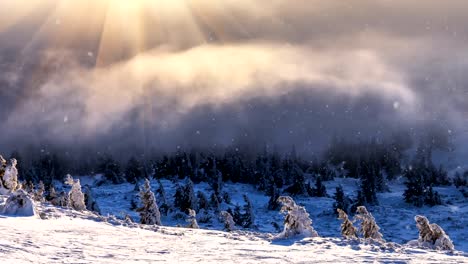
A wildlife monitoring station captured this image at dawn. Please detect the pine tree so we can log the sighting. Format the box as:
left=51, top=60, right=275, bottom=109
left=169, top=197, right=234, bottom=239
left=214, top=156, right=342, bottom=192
left=267, top=186, right=280, bottom=211
left=241, top=194, right=255, bottom=228
left=220, top=211, right=236, bottom=232
left=333, top=185, right=350, bottom=215
left=414, top=215, right=454, bottom=251
left=137, top=179, right=162, bottom=225
left=311, top=176, right=327, bottom=197
left=34, top=181, right=45, bottom=202
left=156, top=180, right=170, bottom=215
left=210, top=192, right=220, bottom=212
left=83, top=185, right=101, bottom=213
left=125, top=157, right=144, bottom=184
left=277, top=196, right=319, bottom=238
left=357, top=163, right=379, bottom=205
left=284, top=165, right=307, bottom=196
left=337, top=208, right=357, bottom=239
left=354, top=206, right=383, bottom=241
left=0, top=158, right=18, bottom=194
left=97, top=154, right=123, bottom=184
left=186, top=209, right=199, bottom=229
left=65, top=175, right=86, bottom=211
left=197, top=191, right=209, bottom=211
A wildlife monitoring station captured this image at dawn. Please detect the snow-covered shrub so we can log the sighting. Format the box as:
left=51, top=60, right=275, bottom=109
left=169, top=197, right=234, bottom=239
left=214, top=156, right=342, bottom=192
left=337, top=208, right=357, bottom=239
left=137, top=179, right=162, bottom=225
left=414, top=215, right=454, bottom=251
left=1, top=189, right=36, bottom=216
left=220, top=211, right=236, bottom=232
left=0, top=158, right=19, bottom=195
left=186, top=209, right=199, bottom=229
left=277, top=196, right=319, bottom=238
left=65, top=175, right=86, bottom=211
left=354, top=206, right=383, bottom=241
left=46, top=185, right=68, bottom=207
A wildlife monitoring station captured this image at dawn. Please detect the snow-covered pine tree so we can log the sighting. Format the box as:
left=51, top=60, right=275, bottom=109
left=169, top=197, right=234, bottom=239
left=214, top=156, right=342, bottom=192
left=184, top=179, right=198, bottom=212
left=46, top=184, right=67, bottom=207
left=284, top=165, right=307, bottom=196
left=337, top=208, right=357, bottom=239
left=220, top=211, right=236, bottom=232
left=174, top=183, right=184, bottom=210
left=23, top=181, right=35, bottom=194
left=242, top=194, right=255, bottom=228
left=333, top=185, right=351, bottom=215
left=137, top=179, right=162, bottom=225
left=65, top=174, right=86, bottom=211
left=83, top=185, right=101, bottom=213
left=311, top=176, right=327, bottom=197
left=414, top=215, right=454, bottom=251
left=357, top=163, right=379, bottom=205
left=354, top=206, right=383, bottom=241
left=277, top=196, right=319, bottom=238
left=34, top=181, right=45, bottom=202
left=0, top=158, right=19, bottom=195
left=156, top=180, right=170, bottom=215
left=210, top=192, right=220, bottom=212
left=267, top=186, right=280, bottom=211
left=125, top=157, right=144, bottom=184
left=186, top=209, right=199, bottom=229
left=197, top=191, right=209, bottom=211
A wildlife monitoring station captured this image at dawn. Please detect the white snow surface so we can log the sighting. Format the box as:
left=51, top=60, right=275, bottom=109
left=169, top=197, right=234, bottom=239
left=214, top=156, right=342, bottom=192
left=0, top=177, right=466, bottom=263
left=0, top=207, right=466, bottom=264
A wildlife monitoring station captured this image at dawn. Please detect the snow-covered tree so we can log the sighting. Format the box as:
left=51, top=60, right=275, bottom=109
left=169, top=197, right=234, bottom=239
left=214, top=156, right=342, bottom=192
left=83, top=185, right=101, bottom=213
left=337, top=208, right=357, bottom=239
left=186, top=209, right=199, bottom=229
left=34, top=181, right=45, bottom=202
left=65, top=174, right=86, bottom=211
left=277, top=196, right=319, bottom=238
left=125, top=157, right=144, bottom=184
left=197, top=191, right=209, bottom=211
left=220, top=211, right=236, bottom=232
left=156, top=180, right=170, bottom=215
left=242, top=194, right=255, bottom=228
left=354, top=206, right=383, bottom=241
left=137, top=179, right=162, bottom=225
left=267, top=186, right=280, bottom=211
left=414, top=215, right=454, bottom=251
left=210, top=192, right=220, bottom=212
left=0, top=158, right=19, bottom=195
left=310, top=176, right=327, bottom=197
left=46, top=184, right=67, bottom=207
left=333, top=185, right=351, bottom=215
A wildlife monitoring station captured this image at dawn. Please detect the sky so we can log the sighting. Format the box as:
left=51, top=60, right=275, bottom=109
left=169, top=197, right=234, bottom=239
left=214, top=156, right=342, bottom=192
left=0, top=0, right=467, bottom=157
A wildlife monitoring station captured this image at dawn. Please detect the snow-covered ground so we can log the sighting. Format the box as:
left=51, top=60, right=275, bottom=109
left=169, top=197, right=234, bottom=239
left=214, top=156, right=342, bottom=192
left=0, top=208, right=466, bottom=264
left=92, top=178, right=468, bottom=252
left=0, top=177, right=466, bottom=263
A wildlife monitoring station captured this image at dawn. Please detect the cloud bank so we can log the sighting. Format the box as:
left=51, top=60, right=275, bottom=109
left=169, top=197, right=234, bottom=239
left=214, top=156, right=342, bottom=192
left=0, top=0, right=467, bottom=156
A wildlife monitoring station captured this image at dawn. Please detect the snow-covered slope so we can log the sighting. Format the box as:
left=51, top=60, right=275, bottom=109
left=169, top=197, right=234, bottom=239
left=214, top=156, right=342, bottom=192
left=91, top=178, right=468, bottom=252
left=0, top=210, right=466, bottom=264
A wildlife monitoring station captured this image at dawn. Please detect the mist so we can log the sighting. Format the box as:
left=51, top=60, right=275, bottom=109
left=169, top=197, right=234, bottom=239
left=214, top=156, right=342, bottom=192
left=0, top=0, right=467, bottom=158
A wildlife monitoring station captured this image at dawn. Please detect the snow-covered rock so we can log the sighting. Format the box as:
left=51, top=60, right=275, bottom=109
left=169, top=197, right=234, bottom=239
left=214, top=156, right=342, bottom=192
left=1, top=189, right=36, bottom=216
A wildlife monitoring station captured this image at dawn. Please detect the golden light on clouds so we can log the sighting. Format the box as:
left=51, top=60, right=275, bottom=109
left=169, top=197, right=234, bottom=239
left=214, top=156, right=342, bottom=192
left=0, top=0, right=262, bottom=66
